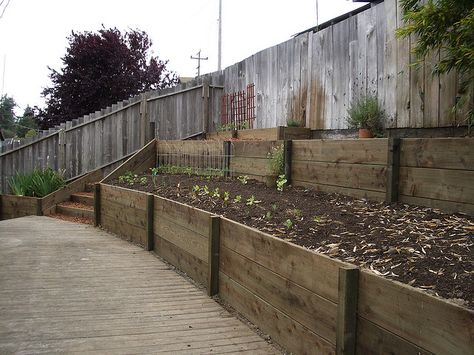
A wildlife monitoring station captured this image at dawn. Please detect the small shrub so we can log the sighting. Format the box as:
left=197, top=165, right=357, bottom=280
left=287, top=118, right=303, bottom=127
left=268, top=144, right=284, bottom=176
left=346, top=95, right=384, bottom=133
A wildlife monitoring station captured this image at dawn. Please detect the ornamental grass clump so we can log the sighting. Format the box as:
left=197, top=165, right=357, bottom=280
left=9, top=168, right=66, bottom=197
left=346, top=95, right=385, bottom=135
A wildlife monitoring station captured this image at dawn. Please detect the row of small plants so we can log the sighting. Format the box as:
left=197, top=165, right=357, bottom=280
left=8, top=168, right=66, bottom=197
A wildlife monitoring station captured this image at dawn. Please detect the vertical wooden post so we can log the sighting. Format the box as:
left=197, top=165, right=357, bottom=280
left=223, top=141, right=231, bottom=177
left=140, top=94, right=148, bottom=147
left=202, top=81, right=210, bottom=134
left=284, top=140, right=292, bottom=184
left=36, top=198, right=43, bottom=216
left=145, top=193, right=154, bottom=251
left=277, top=126, right=284, bottom=140
left=336, top=266, right=359, bottom=355
left=386, top=138, right=401, bottom=203
left=208, top=215, right=221, bottom=296
left=58, top=129, right=66, bottom=171
left=94, top=183, right=101, bottom=227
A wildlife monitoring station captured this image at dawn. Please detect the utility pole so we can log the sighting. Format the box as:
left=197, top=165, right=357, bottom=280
left=190, top=50, right=208, bottom=77
left=217, top=0, right=222, bottom=71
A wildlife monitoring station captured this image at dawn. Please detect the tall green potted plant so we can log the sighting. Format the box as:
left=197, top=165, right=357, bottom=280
left=346, top=95, right=384, bottom=138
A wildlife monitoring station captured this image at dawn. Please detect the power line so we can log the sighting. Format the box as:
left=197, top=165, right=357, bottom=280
left=0, top=0, right=11, bottom=19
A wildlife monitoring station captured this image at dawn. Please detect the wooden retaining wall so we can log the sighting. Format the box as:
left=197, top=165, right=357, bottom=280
left=291, top=139, right=388, bottom=201
left=97, top=183, right=474, bottom=355
left=0, top=195, right=41, bottom=220
left=206, top=127, right=311, bottom=141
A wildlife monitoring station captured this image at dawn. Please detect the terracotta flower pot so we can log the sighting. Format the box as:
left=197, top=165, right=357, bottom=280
left=358, top=128, right=374, bottom=138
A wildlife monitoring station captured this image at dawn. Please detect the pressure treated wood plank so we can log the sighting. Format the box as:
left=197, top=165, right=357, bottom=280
left=292, top=139, right=388, bottom=165
left=400, top=138, right=474, bottom=170
left=154, top=196, right=209, bottom=237
left=231, top=140, right=281, bottom=158
left=399, top=167, right=474, bottom=205
left=0, top=216, right=277, bottom=354
left=220, top=246, right=337, bottom=344
left=292, top=161, right=387, bottom=192
left=230, top=157, right=272, bottom=177
left=399, top=195, right=474, bottom=216
left=100, top=184, right=147, bottom=211
left=220, top=218, right=348, bottom=303
left=101, top=214, right=146, bottom=246
left=237, top=128, right=279, bottom=140
left=1, top=195, right=39, bottom=219
left=220, top=272, right=335, bottom=355
left=358, top=270, right=474, bottom=355
left=156, top=237, right=208, bottom=286
left=154, top=215, right=208, bottom=262
left=101, top=199, right=146, bottom=229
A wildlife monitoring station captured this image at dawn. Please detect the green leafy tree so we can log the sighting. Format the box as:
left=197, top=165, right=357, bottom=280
left=396, top=0, right=474, bottom=129
left=0, top=95, right=16, bottom=138
left=15, top=106, right=39, bottom=138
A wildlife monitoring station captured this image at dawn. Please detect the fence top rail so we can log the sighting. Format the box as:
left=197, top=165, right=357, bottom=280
left=0, top=130, right=61, bottom=158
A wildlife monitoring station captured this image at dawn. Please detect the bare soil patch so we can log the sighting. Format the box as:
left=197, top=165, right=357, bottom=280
left=112, top=173, right=474, bottom=309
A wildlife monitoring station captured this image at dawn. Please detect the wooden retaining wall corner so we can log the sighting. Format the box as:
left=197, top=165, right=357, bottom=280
left=336, top=266, right=359, bottom=355
left=208, top=215, right=221, bottom=296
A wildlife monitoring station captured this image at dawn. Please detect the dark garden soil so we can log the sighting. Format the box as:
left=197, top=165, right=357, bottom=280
left=112, top=173, right=474, bottom=309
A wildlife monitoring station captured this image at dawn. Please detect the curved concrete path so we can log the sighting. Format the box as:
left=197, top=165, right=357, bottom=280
left=0, top=216, right=279, bottom=354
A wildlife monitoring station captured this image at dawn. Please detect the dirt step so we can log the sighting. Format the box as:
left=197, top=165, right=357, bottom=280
left=56, top=202, right=94, bottom=219
left=71, top=192, right=94, bottom=206
left=49, top=213, right=94, bottom=225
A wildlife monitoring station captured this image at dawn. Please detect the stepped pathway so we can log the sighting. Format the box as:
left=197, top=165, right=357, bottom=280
left=0, top=216, right=279, bottom=354
left=51, top=183, right=95, bottom=224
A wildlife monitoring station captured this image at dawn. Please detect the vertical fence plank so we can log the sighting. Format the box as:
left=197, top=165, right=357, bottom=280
left=336, top=266, right=359, bottom=355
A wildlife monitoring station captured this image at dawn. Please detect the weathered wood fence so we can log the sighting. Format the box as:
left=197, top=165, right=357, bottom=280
left=0, top=82, right=223, bottom=193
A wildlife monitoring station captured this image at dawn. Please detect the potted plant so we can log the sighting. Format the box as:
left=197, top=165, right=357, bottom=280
left=346, top=95, right=384, bottom=138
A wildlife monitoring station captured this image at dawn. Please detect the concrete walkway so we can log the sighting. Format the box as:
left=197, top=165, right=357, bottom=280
left=0, top=216, right=279, bottom=354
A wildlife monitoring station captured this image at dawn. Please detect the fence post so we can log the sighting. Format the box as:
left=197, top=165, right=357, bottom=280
left=36, top=198, right=43, bottom=216
left=202, top=81, right=210, bottom=134
left=208, top=215, right=221, bottom=296
left=146, top=193, right=154, bottom=251
left=386, top=138, right=401, bottom=203
left=140, top=94, right=149, bottom=147
left=223, top=141, right=231, bottom=177
left=58, top=129, right=66, bottom=171
left=336, top=266, right=359, bottom=355
left=284, top=140, right=292, bottom=184
left=94, top=183, right=101, bottom=227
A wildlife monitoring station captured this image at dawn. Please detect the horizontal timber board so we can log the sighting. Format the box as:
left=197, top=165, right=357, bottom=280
left=219, top=272, right=335, bottom=355
left=356, top=317, right=432, bottom=355
left=292, top=139, right=388, bottom=165
left=101, top=214, right=146, bottom=246
left=220, top=217, right=348, bottom=303
left=399, top=194, right=474, bottom=216
left=100, top=185, right=147, bottom=211
left=292, top=180, right=386, bottom=201
left=154, top=196, right=210, bottom=237
left=154, top=215, right=208, bottom=263
left=237, top=128, right=279, bottom=140
left=280, top=127, right=311, bottom=140
left=292, top=160, right=387, bottom=192
left=230, top=157, right=272, bottom=177
left=358, top=270, right=474, bottom=355
left=399, top=167, right=474, bottom=205
left=220, top=245, right=337, bottom=343
left=101, top=199, right=146, bottom=229
left=155, top=237, right=208, bottom=286
left=1, top=196, right=38, bottom=218
left=157, top=141, right=223, bottom=155
left=231, top=141, right=281, bottom=158
left=400, top=138, right=474, bottom=170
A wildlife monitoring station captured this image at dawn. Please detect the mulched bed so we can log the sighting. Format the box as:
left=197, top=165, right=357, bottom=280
left=112, top=173, right=474, bottom=309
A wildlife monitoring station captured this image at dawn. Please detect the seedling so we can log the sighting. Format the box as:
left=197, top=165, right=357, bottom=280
left=246, top=195, right=261, bottom=206
left=201, top=185, right=210, bottom=196
left=212, top=187, right=221, bottom=198
left=271, top=203, right=278, bottom=211
left=276, top=174, right=287, bottom=192
left=265, top=211, right=273, bottom=220
left=139, top=176, right=148, bottom=185
left=233, top=195, right=242, bottom=203
left=284, top=219, right=293, bottom=230
left=237, top=175, right=249, bottom=185
left=223, top=191, right=230, bottom=203
left=192, top=185, right=201, bottom=193
left=290, top=208, right=301, bottom=218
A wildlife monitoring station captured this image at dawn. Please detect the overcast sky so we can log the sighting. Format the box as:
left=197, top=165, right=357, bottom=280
left=0, top=0, right=366, bottom=113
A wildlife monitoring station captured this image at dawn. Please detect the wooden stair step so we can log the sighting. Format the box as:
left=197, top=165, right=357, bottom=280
left=71, top=192, right=94, bottom=206
left=56, top=202, right=94, bottom=219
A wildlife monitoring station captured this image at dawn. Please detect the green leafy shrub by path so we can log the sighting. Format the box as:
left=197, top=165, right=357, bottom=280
left=9, top=168, right=66, bottom=197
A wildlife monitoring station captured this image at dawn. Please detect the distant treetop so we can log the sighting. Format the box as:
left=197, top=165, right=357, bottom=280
left=38, top=27, right=179, bottom=129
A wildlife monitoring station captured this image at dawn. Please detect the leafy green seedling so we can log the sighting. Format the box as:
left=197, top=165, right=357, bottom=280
left=223, top=191, right=230, bottom=203
left=284, top=219, right=293, bottom=230
left=233, top=195, right=242, bottom=203
left=237, top=175, right=249, bottom=185
left=265, top=211, right=273, bottom=220
left=140, top=176, right=148, bottom=185
left=246, top=195, right=261, bottom=206
left=276, top=174, right=287, bottom=192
